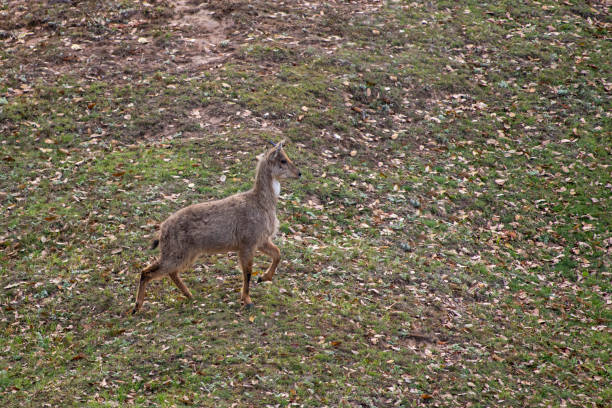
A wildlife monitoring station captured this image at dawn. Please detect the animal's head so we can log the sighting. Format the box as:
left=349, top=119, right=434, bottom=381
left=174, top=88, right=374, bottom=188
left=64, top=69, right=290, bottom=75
left=259, top=139, right=301, bottom=179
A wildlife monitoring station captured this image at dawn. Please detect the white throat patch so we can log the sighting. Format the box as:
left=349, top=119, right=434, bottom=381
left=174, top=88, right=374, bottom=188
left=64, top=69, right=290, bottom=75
left=272, top=179, right=281, bottom=197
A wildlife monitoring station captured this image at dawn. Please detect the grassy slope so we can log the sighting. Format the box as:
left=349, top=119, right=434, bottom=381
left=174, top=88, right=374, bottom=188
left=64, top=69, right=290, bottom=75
left=1, top=0, right=610, bottom=407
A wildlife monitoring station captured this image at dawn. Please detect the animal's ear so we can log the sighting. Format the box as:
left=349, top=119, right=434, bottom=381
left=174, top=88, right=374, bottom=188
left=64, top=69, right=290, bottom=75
left=269, top=139, right=285, bottom=158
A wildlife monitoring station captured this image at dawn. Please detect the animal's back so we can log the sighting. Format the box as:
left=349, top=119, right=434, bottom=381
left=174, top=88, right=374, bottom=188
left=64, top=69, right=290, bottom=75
left=160, top=194, right=247, bottom=257
left=158, top=191, right=277, bottom=257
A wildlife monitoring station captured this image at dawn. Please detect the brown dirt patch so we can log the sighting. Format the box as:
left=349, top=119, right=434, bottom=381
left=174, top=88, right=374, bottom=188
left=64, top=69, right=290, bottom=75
left=0, top=0, right=390, bottom=144
left=0, top=0, right=236, bottom=82
left=168, top=0, right=233, bottom=69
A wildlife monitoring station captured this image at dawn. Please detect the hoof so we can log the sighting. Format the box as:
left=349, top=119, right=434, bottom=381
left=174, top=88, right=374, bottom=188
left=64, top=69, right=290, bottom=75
left=131, top=303, right=142, bottom=315
left=257, top=276, right=263, bottom=284
left=244, top=302, right=254, bottom=310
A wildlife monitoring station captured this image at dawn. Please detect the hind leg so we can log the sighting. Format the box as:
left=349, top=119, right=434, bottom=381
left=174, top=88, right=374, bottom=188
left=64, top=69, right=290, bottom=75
left=169, top=272, right=193, bottom=299
left=132, top=260, right=175, bottom=314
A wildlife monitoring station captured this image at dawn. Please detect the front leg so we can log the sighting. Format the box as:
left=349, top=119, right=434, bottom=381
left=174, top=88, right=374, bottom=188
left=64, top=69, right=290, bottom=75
left=238, top=248, right=254, bottom=308
left=258, top=239, right=280, bottom=283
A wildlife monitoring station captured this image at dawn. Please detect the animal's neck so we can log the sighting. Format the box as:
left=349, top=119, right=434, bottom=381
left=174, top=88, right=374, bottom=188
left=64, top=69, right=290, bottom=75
left=252, top=162, right=279, bottom=206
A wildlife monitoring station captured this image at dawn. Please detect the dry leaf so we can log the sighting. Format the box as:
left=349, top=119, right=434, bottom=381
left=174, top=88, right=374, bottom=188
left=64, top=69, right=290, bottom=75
left=4, top=281, right=27, bottom=290
left=71, top=353, right=86, bottom=361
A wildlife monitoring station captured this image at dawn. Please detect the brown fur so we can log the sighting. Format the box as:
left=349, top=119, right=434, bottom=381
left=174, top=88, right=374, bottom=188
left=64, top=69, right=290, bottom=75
left=132, top=140, right=300, bottom=314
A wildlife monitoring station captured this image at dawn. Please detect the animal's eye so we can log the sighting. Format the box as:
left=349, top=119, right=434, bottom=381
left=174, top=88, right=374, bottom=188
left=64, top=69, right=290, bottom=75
left=280, top=159, right=287, bottom=164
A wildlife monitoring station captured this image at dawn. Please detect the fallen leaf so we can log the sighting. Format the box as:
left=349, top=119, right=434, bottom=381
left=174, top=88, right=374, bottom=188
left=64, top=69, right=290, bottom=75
left=4, top=281, right=27, bottom=290
left=71, top=353, right=86, bottom=361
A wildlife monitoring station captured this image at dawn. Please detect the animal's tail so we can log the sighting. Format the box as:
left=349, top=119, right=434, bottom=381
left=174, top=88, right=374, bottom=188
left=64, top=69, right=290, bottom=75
left=151, top=239, right=159, bottom=250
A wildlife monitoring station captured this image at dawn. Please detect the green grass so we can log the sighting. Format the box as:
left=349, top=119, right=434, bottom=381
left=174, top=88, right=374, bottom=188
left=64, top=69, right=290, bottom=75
left=1, top=0, right=611, bottom=406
